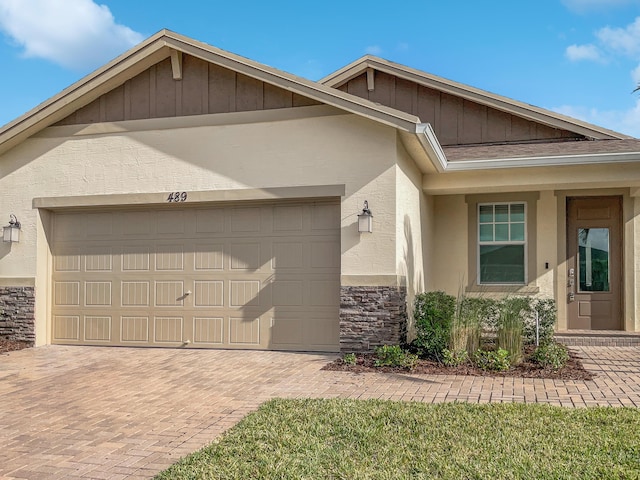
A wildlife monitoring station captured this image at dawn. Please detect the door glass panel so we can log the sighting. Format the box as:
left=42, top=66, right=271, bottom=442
left=578, top=228, right=609, bottom=292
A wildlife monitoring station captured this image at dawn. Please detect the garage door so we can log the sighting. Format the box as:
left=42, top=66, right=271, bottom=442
left=51, top=201, right=340, bottom=352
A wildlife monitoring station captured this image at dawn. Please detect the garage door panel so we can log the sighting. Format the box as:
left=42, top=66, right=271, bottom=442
left=86, top=212, right=114, bottom=237
left=229, top=316, right=261, bottom=344
left=84, top=316, right=112, bottom=342
left=121, top=211, right=152, bottom=235
left=272, top=241, right=304, bottom=269
left=193, top=317, right=224, bottom=344
left=155, top=244, right=185, bottom=271
left=122, top=245, right=151, bottom=271
left=229, top=280, right=261, bottom=307
left=194, top=244, right=224, bottom=270
left=55, top=281, right=80, bottom=306
left=52, top=201, right=340, bottom=351
left=155, top=281, right=184, bottom=307
left=121, top=281, right=150, bottom=306
left=85, top=247, right=113, bottom=271
left=85, top=281, right=112, bottom=306
left=230, top=243, right=261, bottom=270
left=194, top=280, right=224, bottom=306
left=53, top=315, right=80, bottom=341
left=121, top=316, right=149, bottom=342
left=273, top=205, right=304, bottom=232
left=154, top=316, right=183, bottom=343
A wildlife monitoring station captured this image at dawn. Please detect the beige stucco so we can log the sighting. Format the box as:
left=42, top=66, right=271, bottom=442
left=0, top=106, right=425, bottom=345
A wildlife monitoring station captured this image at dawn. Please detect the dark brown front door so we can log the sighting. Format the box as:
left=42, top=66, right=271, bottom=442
left=567, top=197, right=622, bottom=330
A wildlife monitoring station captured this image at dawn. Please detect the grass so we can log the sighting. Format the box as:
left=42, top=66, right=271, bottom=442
left=155, top=398, right=640, bottom=480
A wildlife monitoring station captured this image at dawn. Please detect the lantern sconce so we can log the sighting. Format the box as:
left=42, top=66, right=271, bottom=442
left=3, top=214, right=21, bottom=243
left=357, top=201, right=373, bottom=233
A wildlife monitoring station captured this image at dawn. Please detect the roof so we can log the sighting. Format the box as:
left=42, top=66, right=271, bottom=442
left=440, top=138, right=640, bottom=171
left=320, top=55, right=633, bottom=142
left=0, top=30, right=436, bottom=169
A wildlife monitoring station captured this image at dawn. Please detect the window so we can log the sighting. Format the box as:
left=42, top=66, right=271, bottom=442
left=478, top=203, right=526, bottom=284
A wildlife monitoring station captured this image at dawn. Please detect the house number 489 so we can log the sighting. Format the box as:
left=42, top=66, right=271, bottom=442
left=167, top=192, right=188, bottom=202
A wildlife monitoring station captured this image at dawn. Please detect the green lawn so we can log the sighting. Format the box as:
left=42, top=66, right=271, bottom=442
left=156, top=398, right=640, bottom=480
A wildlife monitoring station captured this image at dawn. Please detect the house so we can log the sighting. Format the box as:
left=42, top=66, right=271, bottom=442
left=1, top=30, right=639, bottom=352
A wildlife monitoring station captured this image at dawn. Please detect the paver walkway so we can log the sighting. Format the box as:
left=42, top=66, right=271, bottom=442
left=0, top=345, right=638, bottom=479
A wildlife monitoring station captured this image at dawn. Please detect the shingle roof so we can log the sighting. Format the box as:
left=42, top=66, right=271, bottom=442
left=444, top=139, right=640, bottom=162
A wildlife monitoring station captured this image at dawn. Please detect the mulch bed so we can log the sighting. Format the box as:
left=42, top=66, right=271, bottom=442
left=0, top=339, right=32, bottom=354
left=323, top=346, right=594, bottom=381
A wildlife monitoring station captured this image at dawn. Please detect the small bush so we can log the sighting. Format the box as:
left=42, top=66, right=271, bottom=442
left=342, top=353, right=356, bottom=366
left=474, top=348, right=511, bottom=372
left=532, top=342, right=569, bottom=370
left=523, top=298, right=558, bottom=346
left=412, top=291, right=456, bottom=361
left=442, top=348, right=469, bottom=367
left=374, top=345, right=418, bottom=369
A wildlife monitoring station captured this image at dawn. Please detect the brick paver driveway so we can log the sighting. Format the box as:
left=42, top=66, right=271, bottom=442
left=0, top=345, right=639, bottom=479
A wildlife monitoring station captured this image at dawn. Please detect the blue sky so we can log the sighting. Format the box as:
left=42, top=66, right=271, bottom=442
left=1, top=0, right=640, bottom=136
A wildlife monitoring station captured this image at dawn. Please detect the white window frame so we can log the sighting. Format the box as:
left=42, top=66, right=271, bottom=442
left=477, top=202, right=527, bottom=285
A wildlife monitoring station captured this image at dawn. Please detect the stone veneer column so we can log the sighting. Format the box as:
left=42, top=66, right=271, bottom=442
left=340, top=285, right=407, bottom=352
left=0, top=287, right=35, bottom=344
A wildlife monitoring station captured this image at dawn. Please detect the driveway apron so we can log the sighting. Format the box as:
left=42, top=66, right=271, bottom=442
left=0, top=345, right=638, bottom=479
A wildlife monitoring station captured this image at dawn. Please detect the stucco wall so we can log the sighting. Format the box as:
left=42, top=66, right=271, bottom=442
left=0, top=108, right=401, bottom=280
left=395, top=140, right=427, bottom=339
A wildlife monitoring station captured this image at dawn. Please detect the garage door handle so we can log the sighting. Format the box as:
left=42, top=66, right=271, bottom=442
left=185, top=290, right=192, bottom=295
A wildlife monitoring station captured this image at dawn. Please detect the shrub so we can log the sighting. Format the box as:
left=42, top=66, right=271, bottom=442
left=442, top=348, right=469, bottom=367
left=374, top=345, right=418, bottom=369
left=342, top=353, right=356, bottom=366
left=412, top=291, right=456, bottom=361
left=532, top=342, right=569, bottom=370
left=474, top=348, right=511, bottom=371
left=523, top=298, right=558, bottom=346
left=451, top=296, right=496, bottom=354
left=497, top=297, right=527, bottom=364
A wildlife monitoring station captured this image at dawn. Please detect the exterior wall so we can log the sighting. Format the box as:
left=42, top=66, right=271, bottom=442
left=337, top=71, right=583, bottom=146
left=431, top=195, right=468, bottom=295
left=0, top=107, right=407, bottom=345
left=395, top=140, right=427, bottom=340
left=55, top=55, right=320, bottom=126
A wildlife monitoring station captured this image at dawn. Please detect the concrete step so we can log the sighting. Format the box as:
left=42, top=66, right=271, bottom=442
left=555, top=330, right=640, bottom=347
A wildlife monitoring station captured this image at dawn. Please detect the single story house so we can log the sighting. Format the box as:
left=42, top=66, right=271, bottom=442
left=1, top=30, right=639, bottom=352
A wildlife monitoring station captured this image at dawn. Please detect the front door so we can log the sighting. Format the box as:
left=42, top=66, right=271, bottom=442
left=567, top=196, right=622, bottom=330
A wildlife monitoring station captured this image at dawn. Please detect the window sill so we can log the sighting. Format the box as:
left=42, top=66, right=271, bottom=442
left=465, top=285, right=540, bottom=294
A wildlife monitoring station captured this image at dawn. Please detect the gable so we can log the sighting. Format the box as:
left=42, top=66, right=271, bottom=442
left=335, top=71, right=584, bottom=146
left=55, top=54, right=321, bottom=126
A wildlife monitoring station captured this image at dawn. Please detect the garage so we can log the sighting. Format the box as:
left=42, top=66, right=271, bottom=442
left=51, top=200, right=341, bottom=352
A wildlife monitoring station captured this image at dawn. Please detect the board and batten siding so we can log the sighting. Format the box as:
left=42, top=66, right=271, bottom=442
left=337, top=71, right=582, bottom=146
left=55, top=55, right=321, bottom=126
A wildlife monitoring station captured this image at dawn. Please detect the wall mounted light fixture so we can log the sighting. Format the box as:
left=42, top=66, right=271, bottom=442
left=3, top=214, right=21, bottom=243
left=357, top=201, right=373, bottom=233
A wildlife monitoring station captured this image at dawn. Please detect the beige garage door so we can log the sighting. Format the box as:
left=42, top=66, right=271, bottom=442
left=51, top=201, right=340, bottom=352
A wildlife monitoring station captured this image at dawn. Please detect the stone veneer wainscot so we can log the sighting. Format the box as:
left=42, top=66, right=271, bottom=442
left=340, top=285, right=407, bottom=352
left=0, top=286, right=35, bottom=344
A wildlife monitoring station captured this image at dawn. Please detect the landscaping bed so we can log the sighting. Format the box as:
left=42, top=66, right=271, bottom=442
left=323, top=345, right=594, bottom=380
left=0, top=339, right=32, bottom=354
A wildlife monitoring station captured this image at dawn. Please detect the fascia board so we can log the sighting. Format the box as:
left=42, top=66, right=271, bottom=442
left=444, top=151, right=640, bottom=171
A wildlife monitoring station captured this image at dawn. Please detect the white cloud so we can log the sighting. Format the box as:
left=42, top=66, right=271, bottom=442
left=597, top=18, right=640, bottom=56
left=0, top=0, right=144, bottom=71
left=565, top=43, right=603, bottom=62
left=365, top=45, right=382, bottom=55
left=552, top=102, right=640, bottom=138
